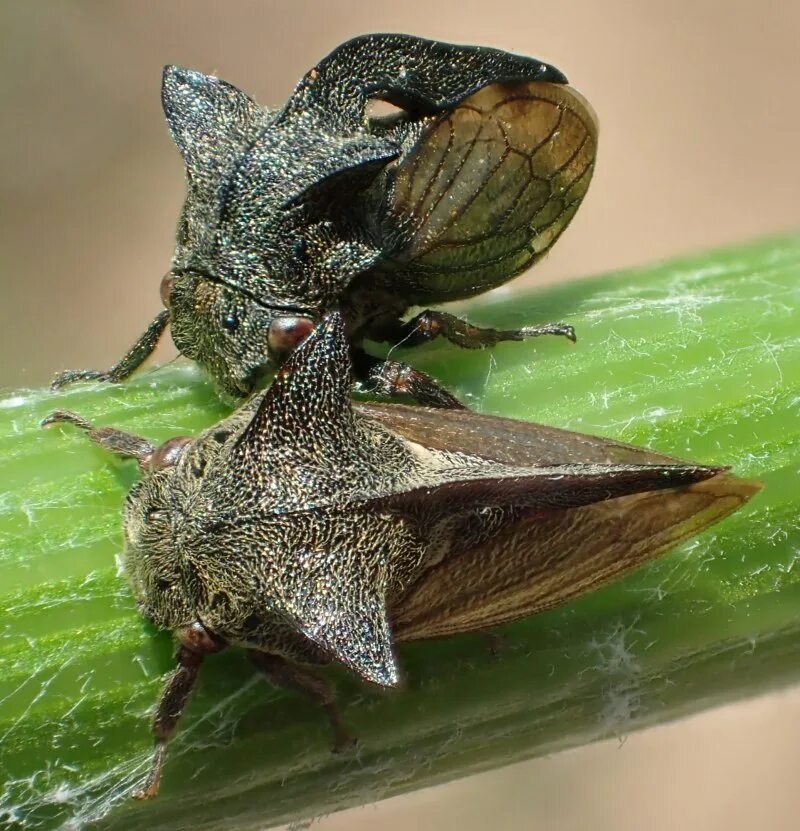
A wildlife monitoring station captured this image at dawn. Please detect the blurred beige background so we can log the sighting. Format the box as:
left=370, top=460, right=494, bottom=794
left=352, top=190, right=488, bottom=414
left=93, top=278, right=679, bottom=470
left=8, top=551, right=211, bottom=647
left=1, top=1, right=798, bottom=829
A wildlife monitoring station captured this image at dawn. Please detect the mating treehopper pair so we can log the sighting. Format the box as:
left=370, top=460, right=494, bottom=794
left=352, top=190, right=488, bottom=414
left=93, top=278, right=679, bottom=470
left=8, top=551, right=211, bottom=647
left=44, top=34, right=759, bottom=799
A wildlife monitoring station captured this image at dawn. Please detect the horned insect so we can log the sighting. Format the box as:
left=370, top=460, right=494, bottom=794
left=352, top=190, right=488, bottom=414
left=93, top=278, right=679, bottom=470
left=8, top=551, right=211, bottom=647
left=43, top=313, right=758, bottom=799
left=52, top=33, right=598, bottom=408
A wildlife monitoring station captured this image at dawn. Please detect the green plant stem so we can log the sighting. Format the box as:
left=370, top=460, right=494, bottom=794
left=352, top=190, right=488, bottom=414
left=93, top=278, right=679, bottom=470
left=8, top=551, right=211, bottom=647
left=1, top=235, right=798, bottom=830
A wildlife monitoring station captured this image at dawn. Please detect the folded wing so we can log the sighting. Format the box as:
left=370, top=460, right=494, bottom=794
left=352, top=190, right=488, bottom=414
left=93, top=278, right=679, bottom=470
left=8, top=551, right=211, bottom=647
left=357, top=403, right=682, bottom=467
left=392, top=474, right=760, bottom=641
left=379, top=80, right=598, bottom=300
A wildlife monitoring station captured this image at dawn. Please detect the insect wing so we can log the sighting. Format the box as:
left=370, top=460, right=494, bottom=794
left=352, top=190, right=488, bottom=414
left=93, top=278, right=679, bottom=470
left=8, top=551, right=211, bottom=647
left=392, top=474, right=759, bottom=641
left=381, top=80, right=598, bottom=300
left=357, top=403, right=682, bottom=467
left=379, top=462, right=722, bottom=515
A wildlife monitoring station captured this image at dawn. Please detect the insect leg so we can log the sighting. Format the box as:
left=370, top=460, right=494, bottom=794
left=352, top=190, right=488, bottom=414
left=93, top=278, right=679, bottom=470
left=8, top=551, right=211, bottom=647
left=484, top=631, right=509, bottom=658
left=41, top=409, right=155, bottom=468
left=371, top=310, right=576, bottom=350
left=134, top=625, right=226, bottom=800
left=51, top=309, right=170, bottom=389
left=248, top=651, right=355, bottom=752
left=352, top=348, right=466, bottom=410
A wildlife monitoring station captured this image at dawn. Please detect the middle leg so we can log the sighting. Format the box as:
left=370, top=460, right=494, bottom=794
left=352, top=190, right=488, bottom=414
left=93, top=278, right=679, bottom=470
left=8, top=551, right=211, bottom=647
left=352, top=348, right=466, bottom=409
left=248, top=650, right=355, bottom=752
left=370, top=309, right=576, bottom=350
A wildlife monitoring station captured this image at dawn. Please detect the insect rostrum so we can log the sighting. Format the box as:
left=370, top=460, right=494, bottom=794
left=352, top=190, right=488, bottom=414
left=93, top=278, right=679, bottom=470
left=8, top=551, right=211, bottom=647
left=52, top=33, right=597, bottom=407
left=43, top=313, right=758, bottom=799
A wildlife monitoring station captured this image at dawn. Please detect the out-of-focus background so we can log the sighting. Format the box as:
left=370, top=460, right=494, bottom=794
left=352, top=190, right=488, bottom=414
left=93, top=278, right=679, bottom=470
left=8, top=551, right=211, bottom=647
left=1, top=1, right=798, bottom=828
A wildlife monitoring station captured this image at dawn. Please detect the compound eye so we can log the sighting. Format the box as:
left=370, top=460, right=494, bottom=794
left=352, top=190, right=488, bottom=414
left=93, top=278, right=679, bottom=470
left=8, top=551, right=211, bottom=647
left=267, top=316, right=315, bottom=359
left=149, top=436, right=192, bottom=471
left=160, top=273, right=175, bottom=307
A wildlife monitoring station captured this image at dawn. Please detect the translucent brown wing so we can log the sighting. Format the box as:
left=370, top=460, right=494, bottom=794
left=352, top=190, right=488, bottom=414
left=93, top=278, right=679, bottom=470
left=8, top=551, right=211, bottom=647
left=391, top=475, right=760, bottom=641
left=355, top=403, right=681, bottom=467
left=381, top=80, right=598, bottom=301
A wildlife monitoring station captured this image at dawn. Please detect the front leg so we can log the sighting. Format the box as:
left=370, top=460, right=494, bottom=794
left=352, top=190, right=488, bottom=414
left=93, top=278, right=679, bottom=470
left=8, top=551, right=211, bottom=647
left=352, top=349, right=466, bottom=410
left=41, top=409, right=155, bottom=469
left=370, top=309, right=576, bottom=350
left=134, top=624, right=226, bottom=800
left=52, top=309, right=170, bottom=389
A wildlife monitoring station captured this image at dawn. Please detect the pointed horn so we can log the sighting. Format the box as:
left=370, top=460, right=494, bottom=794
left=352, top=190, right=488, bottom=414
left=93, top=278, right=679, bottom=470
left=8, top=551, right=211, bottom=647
left=263, top=509, right=403, bottom=687
left=280, top=34, right=567, bottom=130
left=161, top=65, right=264, bottom=178
left=234, top=312, right=353, bottom=456
left=294, top=593, right=400, bottom=687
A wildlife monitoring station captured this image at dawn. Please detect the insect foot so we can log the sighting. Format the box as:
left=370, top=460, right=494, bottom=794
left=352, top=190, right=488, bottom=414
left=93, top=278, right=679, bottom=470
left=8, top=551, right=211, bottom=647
left=52, top=34, right=598, bottom=406
left=43, top=313, right=758, bottom=796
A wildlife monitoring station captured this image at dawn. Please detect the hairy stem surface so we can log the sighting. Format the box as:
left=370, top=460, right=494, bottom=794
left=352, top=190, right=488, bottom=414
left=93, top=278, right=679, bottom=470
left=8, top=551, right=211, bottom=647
left=1, top=236, right=798, bottom=830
